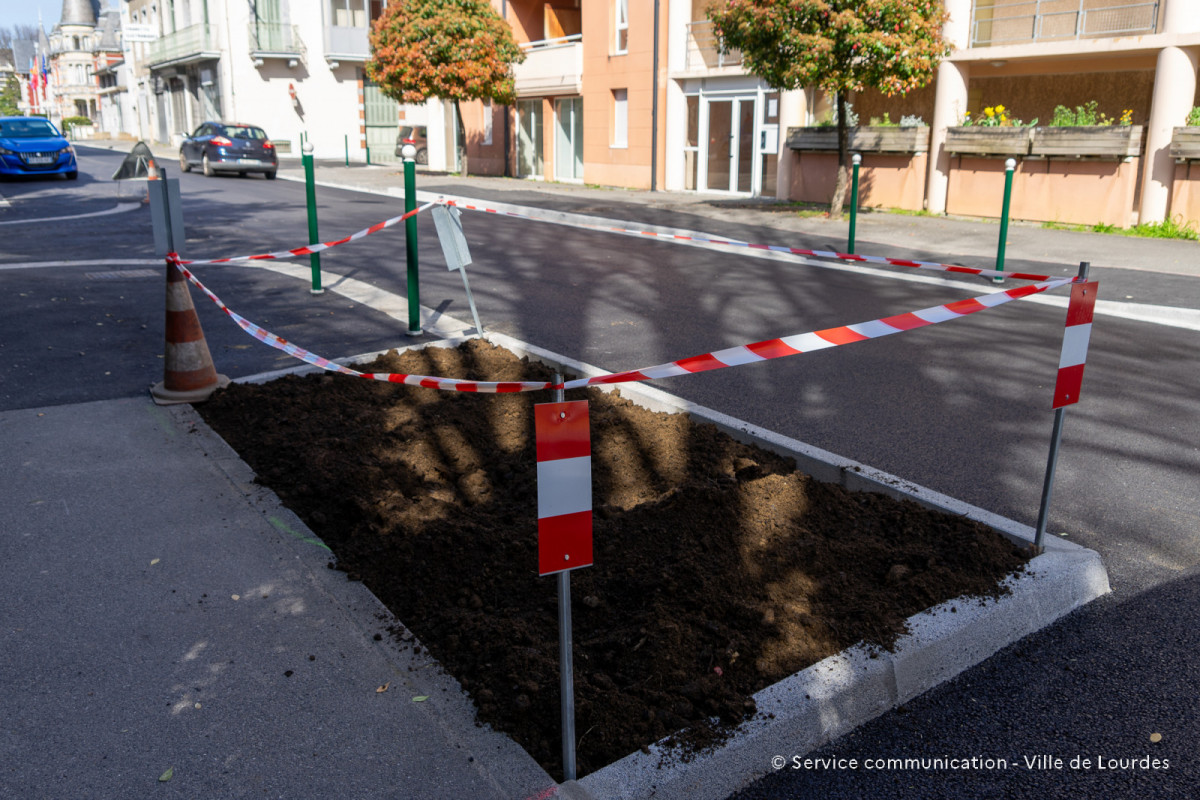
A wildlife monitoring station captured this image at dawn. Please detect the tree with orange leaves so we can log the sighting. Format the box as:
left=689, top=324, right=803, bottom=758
left=366, top=0, right=524, bottom=176
left=711, top=0, right=948, bottom=216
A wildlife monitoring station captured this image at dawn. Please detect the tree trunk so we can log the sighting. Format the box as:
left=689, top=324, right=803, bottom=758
left=829, top=89, right=849, bottom=218
left=454, top=98, right=468, bottom=177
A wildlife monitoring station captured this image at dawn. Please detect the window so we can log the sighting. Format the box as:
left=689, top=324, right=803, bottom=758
left=330, top=0, right=366, bottom=27
left=612, top=89, right=627, bottom=148
left=482, top=99, right=493, bottom=146
left=614, top=0, right=628, bottom=54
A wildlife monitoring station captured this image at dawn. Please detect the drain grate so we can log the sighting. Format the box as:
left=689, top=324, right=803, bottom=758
left=84, top=269, right=161, bottom=280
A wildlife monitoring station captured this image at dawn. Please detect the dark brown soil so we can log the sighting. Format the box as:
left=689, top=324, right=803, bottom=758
left=197, top=339, right=1031, bottom=780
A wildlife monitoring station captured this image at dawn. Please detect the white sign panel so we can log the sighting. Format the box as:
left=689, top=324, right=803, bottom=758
left=123, top=24, right=158, bottom=43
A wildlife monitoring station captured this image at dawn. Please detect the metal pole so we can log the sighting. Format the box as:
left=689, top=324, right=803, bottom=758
left=995, top=157, right=1016, bottom=283
left=402, top=143, right=421, bottom=336
left=1034, top=261, right=1090, bottom=548
left=552, top=373, right=576, bottom=782
left=302, top=142, right=323, bottom=294
left=848, top=153, right=861, bottom=254
left=344, top=134, right=349, bottom=168
left=365, top=142, right=371, bottom=165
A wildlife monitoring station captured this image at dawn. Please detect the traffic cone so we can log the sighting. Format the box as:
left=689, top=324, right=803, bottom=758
left=142, top=157, right=158, bottom=204
left=150, top=260, right=229, bottom=405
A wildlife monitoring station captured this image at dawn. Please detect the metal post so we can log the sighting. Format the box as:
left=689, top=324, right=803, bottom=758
left=848, top=153, right=861, bottom=254
left=1034, top=261, right=1091, bottom=548
left=302, top=143, right=323, bottom=294
left=402, top=143, right=422, bottom=336
left=344, top=134, right=349, bottom=168
left=995, top=158, right=1016, bottom=283
left=552, top=373, right=576, bottom=782
left=365, top=143, right=371, bottom=165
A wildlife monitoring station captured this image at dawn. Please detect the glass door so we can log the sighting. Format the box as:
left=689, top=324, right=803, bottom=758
left=704, top=96, right=757, bottom=194
left=555, top=97, right=583, bottom=182
left=518, top=99, right=543, bottom=178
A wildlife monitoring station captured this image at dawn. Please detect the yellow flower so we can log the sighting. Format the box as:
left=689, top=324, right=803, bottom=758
left=984, top=107, right=995, bottom=118
left=995, top=104, right=1006, bottom=114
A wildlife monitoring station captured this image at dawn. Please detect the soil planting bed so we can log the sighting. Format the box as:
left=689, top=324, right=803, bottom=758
left=197, top=339, right=1031, bottom=780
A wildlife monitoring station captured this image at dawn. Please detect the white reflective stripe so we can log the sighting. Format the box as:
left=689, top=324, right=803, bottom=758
left=812, top=250, right=840, bottom=258
left=847, top=319, right=903, bottom=338
left=537, top=456, right=592, bottom=519
left=642, top=364, right=690, bottom=379
left=1058, top=323, right=1093, bottom=369
left=779, top=332, right=836, bottom=352
left=709, top=346, right=764, bottom=367
left=913, top=305, right=962, bottom=324
left=976, top=290, right=1015, bottom=307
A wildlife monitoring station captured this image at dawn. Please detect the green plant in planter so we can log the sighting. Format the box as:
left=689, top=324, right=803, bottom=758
left=1186, top=106, right=1200, bottom=126
left=868, top=112, right=926, bottom=127
left=1049, top=100, right=1132, bottom=126
left=960, top=104, right=1035, bottom=127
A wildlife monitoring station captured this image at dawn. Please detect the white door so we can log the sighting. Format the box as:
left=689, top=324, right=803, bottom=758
left=555, top=97, right=583, bottom=182
left=702, top=95, right=758, bottom=195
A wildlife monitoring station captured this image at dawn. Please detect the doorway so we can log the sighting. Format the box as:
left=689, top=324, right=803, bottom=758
left=554, top=97, right=583, bottom=182
left=704, top=96, right=755, bottom=194
left=517, top=99, right=543, bottom=178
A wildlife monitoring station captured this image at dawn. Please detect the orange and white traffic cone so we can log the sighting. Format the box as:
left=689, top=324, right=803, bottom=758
left=142, top=157, right=159, bottom=204
left=150, top=260, right=229, bottom=405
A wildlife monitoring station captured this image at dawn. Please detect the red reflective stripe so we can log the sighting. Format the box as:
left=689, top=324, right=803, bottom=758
left=590, top=371, right=648, bottom=385
left=1053, top=364, right=1085, bottom=408
left=815, top=326, right=869, bottom=345
left=535, top=401, right=591, bottom=462
left=367, top=221, right=388, bottom=234
left=419, top=378, right=440, bottom=388
left=1065, top=281, right=1098, bottom=326
left=675, top=353, right=726, bottom=373
left=538, top=510, right=593, bottom=575
left=746, top=338, right=801, bottom=359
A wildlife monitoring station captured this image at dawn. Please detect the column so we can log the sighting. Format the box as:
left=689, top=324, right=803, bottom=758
left=926, top=0, right=973, bottom=214
left=775, top=88, right=809, bottom=199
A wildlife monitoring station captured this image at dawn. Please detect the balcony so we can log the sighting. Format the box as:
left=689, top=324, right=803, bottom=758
left=970, top=0, right=1160, bottom=47
left=249, top=21, right=305, bottom=67
left=513, top=35, right=583, bottom=97
left=147, top=24, right=222, bottom=68
left=324, top=25, right=370, bottom=67
left=684, top=20, right=742, bottom=72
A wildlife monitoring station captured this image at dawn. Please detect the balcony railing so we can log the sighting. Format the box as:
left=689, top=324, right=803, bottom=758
left=147, top=23, right=221, bottom=66
left=684, top=20, right=742, bottom=71
left=970, top=0, right=1159, bottom=47
left=514, top=35, right=583, bottom=97
left=324, top=24, right=370, bottom=62
left=249, top=21, right=304, bottom=59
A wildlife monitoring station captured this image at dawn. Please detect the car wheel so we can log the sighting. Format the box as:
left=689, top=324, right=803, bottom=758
left=416, top=148, right=428, bottom=166
left=202, top=154, right=214, bottom=177
left=65, top=170, right=78, bottom=180
left=265, top=170, right=277, bottom=180
left=179, top=151, right=190, bottom=173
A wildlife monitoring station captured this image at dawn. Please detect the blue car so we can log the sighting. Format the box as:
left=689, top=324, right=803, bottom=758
left=0, top=116, right=78, bottom=180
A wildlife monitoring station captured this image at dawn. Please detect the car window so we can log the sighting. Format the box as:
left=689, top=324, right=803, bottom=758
left=192, top=124, right=208, bottom=137
left=0, top=119, right=60, bottom=138
left=223, top=126, right=267, bottom=140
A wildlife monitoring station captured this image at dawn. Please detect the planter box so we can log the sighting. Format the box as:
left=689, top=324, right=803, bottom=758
left=944, top=127, right=1031, bottom=156
left=1170, top=127, right=1200, bottom=160
left=1030, top=125, right=1143, bottom=158
left=786, top=126, right=930, bottom=154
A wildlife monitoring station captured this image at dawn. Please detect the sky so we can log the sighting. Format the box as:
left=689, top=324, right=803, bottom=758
left=0, top=1, right=121, bottom=35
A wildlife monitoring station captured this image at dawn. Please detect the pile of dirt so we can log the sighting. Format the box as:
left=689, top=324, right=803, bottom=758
left=197, top=339, right=1031, bottom=779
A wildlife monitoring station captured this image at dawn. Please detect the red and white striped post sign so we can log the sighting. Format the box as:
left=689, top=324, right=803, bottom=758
left=1053, top=280, right=1098, bottom=408
left=535, top=401, right=593, bottom=576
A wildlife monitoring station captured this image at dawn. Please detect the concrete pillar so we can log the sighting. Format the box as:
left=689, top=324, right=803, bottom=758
left=926, top=0, right=973, bottom=213
left=926, top=60, right=969, bottom=213
left=1161, top=0, right=1200, bottom=34
left=775, top=88, right=809, bottom=199
left=1138, top=46, right=1199, bottom=224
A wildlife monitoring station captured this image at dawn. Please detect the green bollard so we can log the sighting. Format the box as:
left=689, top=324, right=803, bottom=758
left=344, top=134, right=349, bottom=168
left=302, top=143, right=323, bottom=294
left=848, top=153, right=861, bottom=254
left=365, top=143, right=371, bottom=165
left=402, top=142, right=421, bottom=336
left=995, top=158, right=1016, bottom=284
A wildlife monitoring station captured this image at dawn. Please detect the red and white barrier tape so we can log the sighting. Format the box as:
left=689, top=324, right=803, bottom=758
left=167, top=253, right=1075, bottom=393
left=441, top=199, right=1057, bottom=283
left=172, top=201, right=439, bottom=266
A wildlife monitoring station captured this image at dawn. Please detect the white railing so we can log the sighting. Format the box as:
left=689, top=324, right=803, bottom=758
left=514, top=36, right=583, bottom=97
left=685, top=20, right=742, bottom=71
left=970, top=0, right=1159, bottom=46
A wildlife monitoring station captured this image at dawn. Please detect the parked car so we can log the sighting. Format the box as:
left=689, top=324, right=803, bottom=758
left=395, top=125, right=428, bottom=164
left=0, top=116, right=78, bottom=180
left=179, top=122, right=278, bottom=178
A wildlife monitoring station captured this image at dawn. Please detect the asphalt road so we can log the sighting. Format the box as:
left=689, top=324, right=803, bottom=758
left=3, top=145, right=1198, bottom=798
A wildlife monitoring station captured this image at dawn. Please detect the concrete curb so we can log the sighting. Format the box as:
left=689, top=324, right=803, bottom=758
left=218, top=328, right=1110, bottom=799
